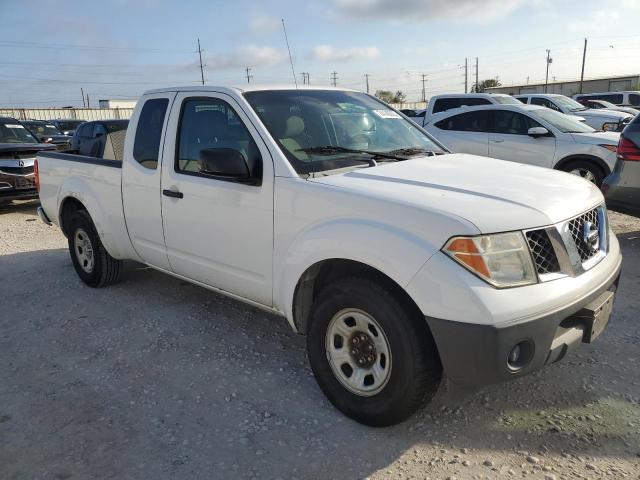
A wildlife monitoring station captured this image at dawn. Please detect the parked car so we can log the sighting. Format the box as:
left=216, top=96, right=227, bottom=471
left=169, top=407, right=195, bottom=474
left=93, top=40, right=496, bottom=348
left=0, top=117, right=56, bottom=204
left=36, top=86, right=621, bottom=426
left=515, top=94, right=633, bottom=131
left=70, top=120, right=128, bottom=158
left=602, top=113, right=640, bottom=216
left=573, top=91, right=640, bottom=108
left=401, top=108, right=426, bottom=125
left=414, top=93, right=522, bottom=126
left=575, top=99, right=639, bottom=116
left=22, top=120, right=72, bottom=150
left=48, top=119, right=85, bottom=136
left=424, top=104, right=619, bottom=185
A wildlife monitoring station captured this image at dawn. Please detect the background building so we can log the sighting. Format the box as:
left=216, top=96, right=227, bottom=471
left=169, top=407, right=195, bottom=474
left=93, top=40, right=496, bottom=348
left=486, top=74, right=640, bottom=96
left=98, top=99, right=137, bottom=109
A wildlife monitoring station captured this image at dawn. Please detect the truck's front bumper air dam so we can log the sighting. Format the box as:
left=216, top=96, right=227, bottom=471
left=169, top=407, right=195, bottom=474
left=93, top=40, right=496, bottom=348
left=425, top=257, right=622, bottom=387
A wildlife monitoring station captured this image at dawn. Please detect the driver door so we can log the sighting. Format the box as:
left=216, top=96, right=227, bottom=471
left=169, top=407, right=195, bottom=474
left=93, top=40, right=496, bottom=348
left=160, top=92, right=274, bottom=306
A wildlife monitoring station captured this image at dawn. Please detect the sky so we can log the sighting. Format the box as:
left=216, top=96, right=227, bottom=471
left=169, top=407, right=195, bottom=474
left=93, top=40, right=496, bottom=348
left=2, top=0, right=640, bottom=107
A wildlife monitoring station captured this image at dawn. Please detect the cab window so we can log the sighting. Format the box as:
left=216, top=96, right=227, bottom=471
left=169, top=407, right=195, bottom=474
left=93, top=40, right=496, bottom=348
left=133, top=98, right=169, bottom=169
left=176, top=97, right=261, bottom=179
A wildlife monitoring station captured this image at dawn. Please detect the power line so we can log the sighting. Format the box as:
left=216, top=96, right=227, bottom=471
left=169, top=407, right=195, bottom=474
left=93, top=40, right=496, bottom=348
left=0, top=40, right=193, bottom=54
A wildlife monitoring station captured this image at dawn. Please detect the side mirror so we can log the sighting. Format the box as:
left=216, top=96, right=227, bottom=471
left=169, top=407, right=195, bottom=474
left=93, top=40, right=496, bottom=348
left=602, top=122, right=619, bottom=132
left=198, top=147, right=255, bottom=183
left=528, top=127, right=550, bottom=138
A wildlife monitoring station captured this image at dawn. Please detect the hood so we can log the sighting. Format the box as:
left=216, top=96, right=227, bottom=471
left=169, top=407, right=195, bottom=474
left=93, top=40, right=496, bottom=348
left=310, top=154, right=603, bottom=233
left=576, top=109, right=631, bottom=120
left=38, top=134, right=72, bottom=143
left=571, top=131, right=620, bottom=145
left=602, top=106, right=639, bottom=115
left=0, top=143, right=56, bottom=154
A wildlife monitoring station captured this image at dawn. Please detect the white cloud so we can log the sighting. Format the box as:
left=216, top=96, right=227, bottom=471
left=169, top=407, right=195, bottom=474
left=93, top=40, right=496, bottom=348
left=250, top=14, right=280, bottom=33
left=568, top=10, right=620, bottom=33
left=205, top=45, right=288, bottom=69
left=334, top=0, right=526, bottom=24
left=309, top=45, right=380, bottom=62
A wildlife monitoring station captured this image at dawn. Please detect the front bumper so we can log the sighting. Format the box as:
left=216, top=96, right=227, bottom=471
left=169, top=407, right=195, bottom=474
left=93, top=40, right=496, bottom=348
left=424, top=255, right=621, bottom=386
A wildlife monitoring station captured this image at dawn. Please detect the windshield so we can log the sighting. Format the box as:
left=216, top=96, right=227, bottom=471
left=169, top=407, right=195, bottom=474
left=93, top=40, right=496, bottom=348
left=493, top=96, right=522, bottom=105
left=551, top=95, right=587, bottom=112
left=0, top=121, right=39, bottom=143
left=243, top=90, right=445, bottom=174
left=24, top=122, right=61, bottom=136
left=534, top=108, right=595, bottom=133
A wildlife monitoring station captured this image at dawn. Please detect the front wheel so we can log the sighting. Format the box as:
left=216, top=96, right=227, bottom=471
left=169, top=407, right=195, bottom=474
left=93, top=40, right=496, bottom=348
left=307, top=276, right=442, bottom=426
left=67, top=210, right=122, bottom=287
left=561, top=160, right=606, bottom=187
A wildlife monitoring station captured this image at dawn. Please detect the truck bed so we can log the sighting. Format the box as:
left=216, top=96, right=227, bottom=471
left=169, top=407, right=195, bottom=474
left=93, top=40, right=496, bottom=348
left=37, top=151, right=137, bottom=261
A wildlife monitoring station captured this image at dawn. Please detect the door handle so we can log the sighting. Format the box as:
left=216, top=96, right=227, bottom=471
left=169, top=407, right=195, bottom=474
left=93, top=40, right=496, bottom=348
left=491, top=139, right=504, bottom=143
left=162, top=189, right=184, bottom=199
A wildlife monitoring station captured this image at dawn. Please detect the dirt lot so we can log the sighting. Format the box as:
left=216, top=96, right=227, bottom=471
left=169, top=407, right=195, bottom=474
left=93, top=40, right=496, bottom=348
left=0, top=200, right=638, bottom=480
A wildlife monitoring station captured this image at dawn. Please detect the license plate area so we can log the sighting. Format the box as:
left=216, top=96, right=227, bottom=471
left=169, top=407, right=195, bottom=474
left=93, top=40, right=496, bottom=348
left=574, top=290, right=615, bottom=343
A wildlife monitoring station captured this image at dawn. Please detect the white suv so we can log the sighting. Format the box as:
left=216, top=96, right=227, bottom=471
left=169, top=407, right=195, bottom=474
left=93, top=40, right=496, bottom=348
left=416, top=93, right=521, bottom=126
left=515, top=94, right=633, bottom=131
left=424, top=103, right=619, bottom=185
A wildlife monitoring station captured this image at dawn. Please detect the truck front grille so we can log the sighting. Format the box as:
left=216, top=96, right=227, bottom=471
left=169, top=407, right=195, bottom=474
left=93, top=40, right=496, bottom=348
left=568, top=207, right=600, bottom=262
left=525, top=229, right=560, bottom=275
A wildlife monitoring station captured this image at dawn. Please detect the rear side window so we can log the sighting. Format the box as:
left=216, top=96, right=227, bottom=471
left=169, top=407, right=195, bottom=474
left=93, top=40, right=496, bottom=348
left=78, top=123, right=93, bottom=138
left=435, top=111, right=488, bottom=132
left=595, top=94, right=623, bottom=103
left=490, top=110, right=542, bottom=135
left=629, top=94, right=640, bottom=106
left=133, top=98, right=169, bottom=169
left=432, top=97, right=490, bottom=114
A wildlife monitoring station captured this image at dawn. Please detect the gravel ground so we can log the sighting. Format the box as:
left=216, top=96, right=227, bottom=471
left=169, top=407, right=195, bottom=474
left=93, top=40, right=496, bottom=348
left=0, top=200, right=638, bottom=480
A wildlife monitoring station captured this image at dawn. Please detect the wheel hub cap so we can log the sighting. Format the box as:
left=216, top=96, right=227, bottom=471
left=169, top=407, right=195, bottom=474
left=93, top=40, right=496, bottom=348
left=325, top=309, right=392, bottom=397
left=74, top=228, right=94, bottom=273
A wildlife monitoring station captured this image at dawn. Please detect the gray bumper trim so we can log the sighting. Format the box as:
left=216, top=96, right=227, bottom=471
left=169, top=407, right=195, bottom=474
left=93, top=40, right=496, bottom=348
left=37, top=206, right=52, bottom=225
left=425, top=257, right=622, bottom=387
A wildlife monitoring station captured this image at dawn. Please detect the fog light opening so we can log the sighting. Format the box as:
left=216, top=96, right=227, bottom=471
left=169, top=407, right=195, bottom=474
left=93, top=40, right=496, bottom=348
left=507, top=340, right=534, bottom=371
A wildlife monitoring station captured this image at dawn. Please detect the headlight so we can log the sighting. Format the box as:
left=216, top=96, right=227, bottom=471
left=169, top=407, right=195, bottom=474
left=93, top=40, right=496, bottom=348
left=443, top=232, right=536, bottom=288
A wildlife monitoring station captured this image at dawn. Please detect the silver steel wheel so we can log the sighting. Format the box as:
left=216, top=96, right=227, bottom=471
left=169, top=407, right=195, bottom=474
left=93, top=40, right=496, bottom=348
left=74, top=228, right=94, bottom=273
left=325, top=308, right=392, bottom=397
left=569, top=167, right=597, bottom=184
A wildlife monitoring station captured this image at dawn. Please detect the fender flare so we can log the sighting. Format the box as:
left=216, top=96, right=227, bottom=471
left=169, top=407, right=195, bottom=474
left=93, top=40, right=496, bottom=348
left=554, top=154, right=611, bottom=176
left=276, top=218, right=440, bottom=329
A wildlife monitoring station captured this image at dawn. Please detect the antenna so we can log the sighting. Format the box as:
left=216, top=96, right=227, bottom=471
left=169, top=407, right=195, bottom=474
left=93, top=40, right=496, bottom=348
left=281, top=18, right=298, bottom=88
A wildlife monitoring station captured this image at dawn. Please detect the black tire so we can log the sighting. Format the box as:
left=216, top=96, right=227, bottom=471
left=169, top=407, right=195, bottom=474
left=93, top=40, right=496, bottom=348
left=561, top=160, right=606, bottom=187
left=307, top=276, right=442, bottom=427
left=67, top=210, right=122, bottom=287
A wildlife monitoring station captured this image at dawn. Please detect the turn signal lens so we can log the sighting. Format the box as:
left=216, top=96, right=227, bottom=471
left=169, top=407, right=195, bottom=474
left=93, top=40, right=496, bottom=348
left=34, top=159, right=40, bottom=193
left=444, top=232, right=537, bottom=288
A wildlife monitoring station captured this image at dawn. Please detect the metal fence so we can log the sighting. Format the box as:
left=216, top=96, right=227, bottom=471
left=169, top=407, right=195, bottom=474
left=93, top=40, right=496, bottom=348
left=0, top=108, right=134, bottom=121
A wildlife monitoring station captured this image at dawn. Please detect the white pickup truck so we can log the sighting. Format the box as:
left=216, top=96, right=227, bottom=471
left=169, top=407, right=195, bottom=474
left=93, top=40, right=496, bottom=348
left=36, top=85, right=622, bottom=426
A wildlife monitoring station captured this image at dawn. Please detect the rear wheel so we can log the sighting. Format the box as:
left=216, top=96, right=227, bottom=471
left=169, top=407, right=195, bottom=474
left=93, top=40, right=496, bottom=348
left=307, top=276, right=442, bottom=426
left=561, top=160, right=606, bottom=186
left=67, top=210, right=122, bottom=287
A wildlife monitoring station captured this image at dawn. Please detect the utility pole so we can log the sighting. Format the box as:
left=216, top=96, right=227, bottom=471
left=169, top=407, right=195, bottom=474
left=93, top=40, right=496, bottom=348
left=544, top=49, right=552, bottom=93
left=421, top=74, right=427, bottom=102
left=197, top=38, right=205, bottom=85
left=80, top=87, right=85, bottom=108
left=331, top=71, right=338, bottom=87
left=245, top=67, right=253, bottom=84
left=86, top=94, right=90, bottom=108
left=300, top=72, right=310, bottom=84
left=364, top=73, right=370, bottom=93
left=474, top=57, right=479, bottom=93
left=579, top=38, right=587, bottom=94
left=464, top=58, right=468, bottom=94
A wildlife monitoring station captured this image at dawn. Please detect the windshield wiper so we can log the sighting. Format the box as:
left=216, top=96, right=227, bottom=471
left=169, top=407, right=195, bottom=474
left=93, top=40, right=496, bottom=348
left=297, top=145, right=405, bottom=162
left=384, top=147, right=444, bottom=157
